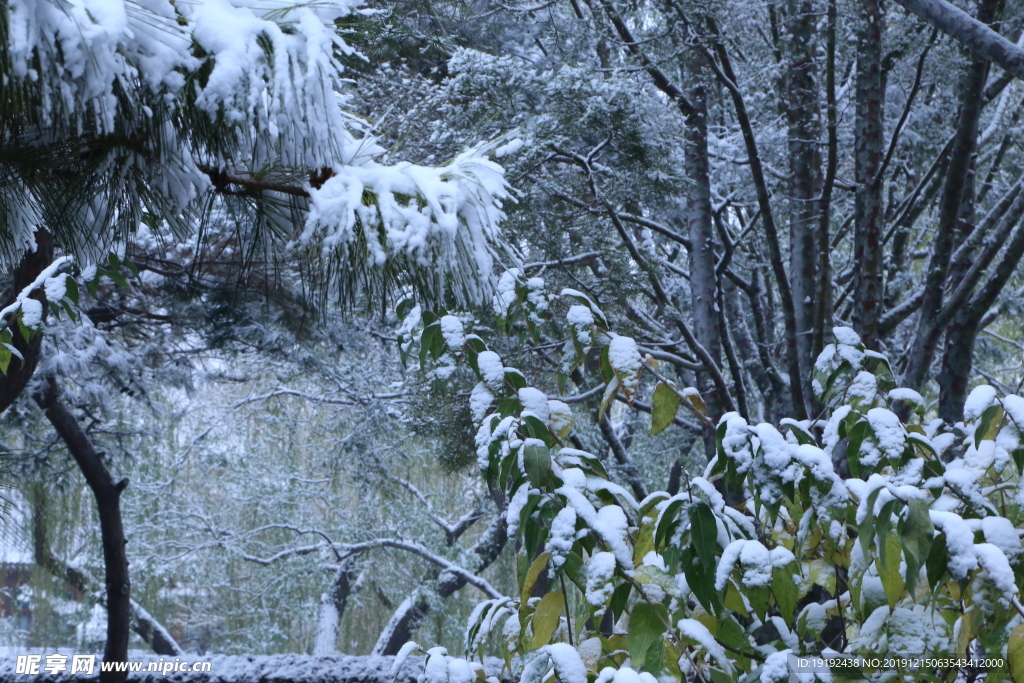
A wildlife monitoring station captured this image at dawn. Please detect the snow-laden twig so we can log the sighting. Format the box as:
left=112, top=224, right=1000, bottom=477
left=0, top=256, right=73, bottom=321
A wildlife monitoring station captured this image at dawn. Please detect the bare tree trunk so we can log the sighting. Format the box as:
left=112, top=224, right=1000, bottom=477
left=0, top=230, right=53, bottom=414
left=813, top=0, right=838, bottom=359
left=683, top=63, right=723, bottom=453
left=938, top=200, right=1024, bottom=421
left=902, top=0, right=1000, bottom=392
left=785, top=0, right=824, bottom=394
left=853, top=0, right=885, bottom=347
left=33, top=378, right=131, bottom=683
left=314, top=558, right=362, bottom=655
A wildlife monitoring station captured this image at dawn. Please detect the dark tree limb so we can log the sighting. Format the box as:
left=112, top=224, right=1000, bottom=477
left=33, top=378, right=131, bottom=683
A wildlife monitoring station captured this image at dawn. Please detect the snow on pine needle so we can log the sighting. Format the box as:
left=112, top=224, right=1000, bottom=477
left=2, top=0, right=511, bottom=306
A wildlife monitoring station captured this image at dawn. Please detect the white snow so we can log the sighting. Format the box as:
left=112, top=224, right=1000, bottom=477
left=929, top=510, right=979, bottom=579
left=864, top=408, right=906, bottom=465
left=584, top=552, right=616, bottom=608
left=477, top=351, right=505, bottom=390
left=1002, top=394, right=1024, bottom=429
left=760, top=651, right=791, bottom=683
left=677, top=618, right=733, bottom=674
left=542, top=643, right=587, bottom=683
left=518, top=387, right=551, bottom=422
left=607, top=335, right=642, bottom=393
left=439, top=316, right=465, bottom=352
left=974, top=543, right=1018, bottom=603
left=887, top=388, right=924, bottom=406
left=494, top=138, right=524, bottom=158
left=964, top=385, right=998, bottom=421
left=470, top=383, right=496, bottom=422
left=19, top=297, right=43, bottom=329
left=493, top=269, right=521, bottom=316
left=981, top=516, right=1022, bottom=561
left=545, top=507, right=578, bottom=571
left=832, top=327, right=862, bottom=347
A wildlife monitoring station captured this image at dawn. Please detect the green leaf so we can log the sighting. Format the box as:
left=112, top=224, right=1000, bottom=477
left=396, top=298, right=414, bottom=320
left=975, top=404, right=1004, bottom=446
left=523, top=443, right=551, bottom=488
left=684, top=557, right=717, bottom=613
left=64, top=277, right=79, bottom=306
left=656, top=498, right=685, bottom=550
left=688, top=502, right=718, bottom=570
left=520, top=553, right=551, bottom=606
left=651, top=383, right=679, bottom=435
left=772, top=566, right=798, bottom=625
left=562, top=552, right=585, bottom=592
left=1013, top=447, right=1024, bottom=476
left=781, top=418, right=816, bottom=446
left=633, top=521, right=656, bottom=565
left=926, top=533, right=949, bottom=590
left=723, top=581, right=749, bottom=618
left=0, top=343, right=11, bottom=375
left=598, top=376, right=619, bottom=422
left=108, top=252, right=121, bottom=271
left=900, top=499, right=934, bottom=598
left=846, top=419, right=868, bottom=478
left=531, top=591, right=565, bottom=647
left=874, top=499, right=899, bottom=566
left=610, top=581, right=631, bottom=621
left=628, top=602, right=667, bottom=673
left=99, top=267, right=129, bottom=288
left=1007, top=624, right=1024, bottom=681
left=17, top=317, right=33, bottom=344
left=858, top=487, right=882, bottom=563
left=124, top=259, right=140, bottom=280
left=599, top=345, right=614, bottom=383
left=879, top=534, right=904, bottom=609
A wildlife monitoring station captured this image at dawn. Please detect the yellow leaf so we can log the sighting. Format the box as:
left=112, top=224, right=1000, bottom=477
left=1007, top=624, right=1024, bottom=680
left=531, top=591, right=565, bottom=647
left=520, top=553, right=551, bottom=608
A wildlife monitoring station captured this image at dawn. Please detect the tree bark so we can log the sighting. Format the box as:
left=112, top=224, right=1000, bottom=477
left=683, top=63, right=723, bottom=452
left=938, top=196, right=1024, bottom=421
left=889, top=0, right=1024, bottom=80
left=33, top=379, right=131, bottom=683
left=902, top=0, right=999, bottom=392
left=813, top=0, right=838, bottom=359
left=785, top=0, right=824, bottom=390
left=313, top=558, right=362, bottom=655
left=853, top=0, right=886, bottom=347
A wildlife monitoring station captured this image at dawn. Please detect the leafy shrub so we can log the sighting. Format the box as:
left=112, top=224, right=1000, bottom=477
left=396, top=270, right=1024, bottom=682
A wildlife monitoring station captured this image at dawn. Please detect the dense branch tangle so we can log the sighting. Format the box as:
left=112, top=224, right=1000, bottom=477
left=511, top=0, right=1024, bottom=432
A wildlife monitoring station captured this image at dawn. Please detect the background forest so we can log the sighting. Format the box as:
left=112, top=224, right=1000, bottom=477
left=3, top=0, right=1024, bottom=680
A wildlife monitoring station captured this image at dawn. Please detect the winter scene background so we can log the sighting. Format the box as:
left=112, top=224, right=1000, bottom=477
left=2, top=0, right=1024, bottom=681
